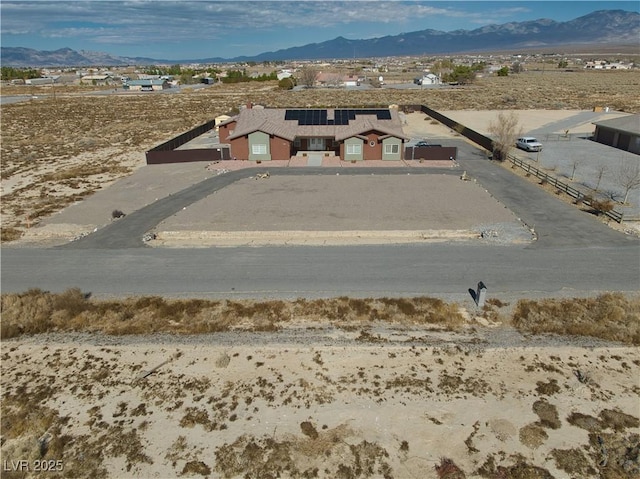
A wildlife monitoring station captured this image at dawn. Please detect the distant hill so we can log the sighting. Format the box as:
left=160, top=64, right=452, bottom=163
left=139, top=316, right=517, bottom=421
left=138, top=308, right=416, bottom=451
left=241, top=9, right=639, bottom=62
left=0, top=47, right=162, bottom=68
left=2, top=9, right=638, bottom=67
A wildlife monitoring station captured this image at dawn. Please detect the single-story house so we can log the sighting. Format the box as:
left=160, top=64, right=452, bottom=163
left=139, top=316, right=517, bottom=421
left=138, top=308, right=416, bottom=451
left=80, top=74, right=111, bottom=85
left=25, top=76, right=59, bottom=85
left=592, top=115, right=640, bottom=155
left=124, top=79, right=170, bottom=91
left=277, top=70, right=294, bottom=81
left=218, top=106, right=409, bottom=161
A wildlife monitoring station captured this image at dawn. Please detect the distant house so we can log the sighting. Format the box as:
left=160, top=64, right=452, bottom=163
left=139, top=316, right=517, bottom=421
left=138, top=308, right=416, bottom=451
left=277, top=70, right=293, bottom=81
left=315, top=73, right=360, bottom=87
left=413, top=73, right=440, bottom=86
left=80, top=74, right=111, bottom=85
left=218, top=106, right=408, bottom=161
left=592, top=115, right=640, bottom=155
left=123, top=79, right=170, bottom=91
left=25, top=76, right=59, bottom=85
left=584, top=61, right=631, bottom=70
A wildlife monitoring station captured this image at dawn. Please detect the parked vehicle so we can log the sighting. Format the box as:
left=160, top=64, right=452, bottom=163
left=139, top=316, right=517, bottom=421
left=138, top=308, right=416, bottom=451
left=415, top=140, right=442, bottom=147
left=516, top=137, right=543, bottom=152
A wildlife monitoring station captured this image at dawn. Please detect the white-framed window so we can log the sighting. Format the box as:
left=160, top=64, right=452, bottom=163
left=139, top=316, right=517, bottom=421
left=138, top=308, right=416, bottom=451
left=385, top=144, right=399, bottom=154
left=294, top=138, right=301, bottom=147
left=252, top=144, right=267, bottom=155
left=346, top=144, right=362, bottom=155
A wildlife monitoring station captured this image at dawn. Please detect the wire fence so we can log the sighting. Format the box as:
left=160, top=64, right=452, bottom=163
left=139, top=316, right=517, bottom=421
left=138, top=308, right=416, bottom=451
left=541, top=133, right=592, bottom=142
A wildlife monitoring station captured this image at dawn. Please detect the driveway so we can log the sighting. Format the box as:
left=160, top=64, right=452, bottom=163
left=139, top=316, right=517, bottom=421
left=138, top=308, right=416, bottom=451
left=452, top=140, right=635, bottom=247
left=2, top=153, right=638, bottom=299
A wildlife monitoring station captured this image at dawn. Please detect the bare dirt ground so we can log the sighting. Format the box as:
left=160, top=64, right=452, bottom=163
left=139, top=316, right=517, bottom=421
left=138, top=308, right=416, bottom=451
left=2, top=327, right=638, bottom=479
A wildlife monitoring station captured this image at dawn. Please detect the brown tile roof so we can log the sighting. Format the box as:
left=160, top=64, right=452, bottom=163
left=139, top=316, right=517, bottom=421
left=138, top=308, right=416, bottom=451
left=227, top=108, right=408, bottom=142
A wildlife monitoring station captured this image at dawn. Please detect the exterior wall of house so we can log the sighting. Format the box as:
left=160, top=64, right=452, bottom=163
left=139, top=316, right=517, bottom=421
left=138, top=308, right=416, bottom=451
left=343, top=137, right=364, bottom=161
left=363, top=133, right=382, bottom=161
left=229, top=137, right=248, bottom=160
left=248, top=131, right=271, bottom=161
left=381, top=137, right=403, bottom=161
left=270, top=136, right=292, bottom=160
left=595, top=127, right=640, bottom=154
left=219, top=121, right=236, bottom=143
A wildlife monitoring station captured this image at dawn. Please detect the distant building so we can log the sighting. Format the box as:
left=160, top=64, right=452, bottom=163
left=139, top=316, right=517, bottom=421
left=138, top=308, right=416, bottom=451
left=277, top=70, right=293, bottom=81
left=584, top=61, right=631, bottom=70
left=80, top=74, right=111, bottom=85
left=413, top=73, right=440, bottom=85
left=25, top=76, right=60, bottom=85
left=123, top=79, right=170, bottom=91
left=218, top=105, right=408, bottom=161
left=315, top=73, right=360, bottom=87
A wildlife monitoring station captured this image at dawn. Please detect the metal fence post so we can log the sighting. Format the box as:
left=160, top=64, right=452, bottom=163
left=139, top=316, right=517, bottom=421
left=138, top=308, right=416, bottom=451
left=476, top=282, right=487, bottom=308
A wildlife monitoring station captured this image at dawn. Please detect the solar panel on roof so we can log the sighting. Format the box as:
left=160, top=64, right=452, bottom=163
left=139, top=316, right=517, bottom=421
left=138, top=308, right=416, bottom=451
left=287, top=108, right=393, bottom=125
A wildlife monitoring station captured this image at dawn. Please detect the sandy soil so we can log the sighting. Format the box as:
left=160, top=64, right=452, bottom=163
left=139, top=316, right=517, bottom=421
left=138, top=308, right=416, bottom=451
left=2, top=327, right=638, bottom=479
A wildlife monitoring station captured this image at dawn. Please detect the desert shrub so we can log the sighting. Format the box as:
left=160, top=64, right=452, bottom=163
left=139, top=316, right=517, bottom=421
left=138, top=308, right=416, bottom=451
left=111, top=209, right=126, bottom=219
left=435, top=457, right=466, bottom=479
left=1, top=227, right=23, bottom=242
left=512, top=293, right=640, bottom=344
left=278, top=77, right=295, bottom=90
left=590, top=199, right=614, bottom=215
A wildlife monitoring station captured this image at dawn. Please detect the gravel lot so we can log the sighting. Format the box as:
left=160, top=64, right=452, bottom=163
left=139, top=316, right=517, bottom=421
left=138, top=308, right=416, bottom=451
left=151, top=174, right=533, bottom=246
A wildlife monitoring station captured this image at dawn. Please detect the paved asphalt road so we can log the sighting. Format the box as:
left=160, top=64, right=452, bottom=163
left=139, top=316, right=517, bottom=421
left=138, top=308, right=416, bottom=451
left=2, top=242, right=638, bottom=300
left=2, top=143, right=639, bottom=300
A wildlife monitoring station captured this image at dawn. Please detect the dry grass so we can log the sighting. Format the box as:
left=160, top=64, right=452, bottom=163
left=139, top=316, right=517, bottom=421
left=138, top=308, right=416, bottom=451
left=512, top=293, right=640, bottom=345
left=3, top=289, right=640, bottom=346
left=214, top=424, right=392, bottom=479
left=2, top=70, right=639, bottom=240
left=0, top=289, right=465, bottom=339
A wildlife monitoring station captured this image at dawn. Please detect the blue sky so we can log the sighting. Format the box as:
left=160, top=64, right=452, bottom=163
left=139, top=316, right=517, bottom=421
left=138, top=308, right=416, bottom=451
left=1, top=1, right=637, bottom=60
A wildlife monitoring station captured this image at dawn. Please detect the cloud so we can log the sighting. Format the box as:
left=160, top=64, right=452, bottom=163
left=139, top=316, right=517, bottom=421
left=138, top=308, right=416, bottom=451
left=1, top=1, right=506, bottom=43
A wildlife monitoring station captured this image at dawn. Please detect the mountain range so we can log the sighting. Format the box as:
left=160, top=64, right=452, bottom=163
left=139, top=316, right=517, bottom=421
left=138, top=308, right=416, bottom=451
left=2, top=9, right=638, bottom=67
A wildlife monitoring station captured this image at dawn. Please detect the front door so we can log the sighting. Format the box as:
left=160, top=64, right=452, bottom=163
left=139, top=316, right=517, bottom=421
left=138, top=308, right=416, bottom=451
left=308, top=138, right=325, bottom=150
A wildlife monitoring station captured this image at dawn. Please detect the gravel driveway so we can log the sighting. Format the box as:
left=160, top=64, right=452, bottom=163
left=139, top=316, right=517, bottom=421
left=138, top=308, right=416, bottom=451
left=151, top=173, right=533, bottom=246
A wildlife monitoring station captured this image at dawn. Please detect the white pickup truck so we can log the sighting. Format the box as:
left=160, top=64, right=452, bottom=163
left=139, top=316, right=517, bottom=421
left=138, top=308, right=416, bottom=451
left=516, top=137, right=543, bottom=152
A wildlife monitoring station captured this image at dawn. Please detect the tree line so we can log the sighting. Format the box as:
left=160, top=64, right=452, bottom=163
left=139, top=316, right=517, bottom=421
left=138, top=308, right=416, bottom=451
left=1, top=67, right=41, bottom=81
